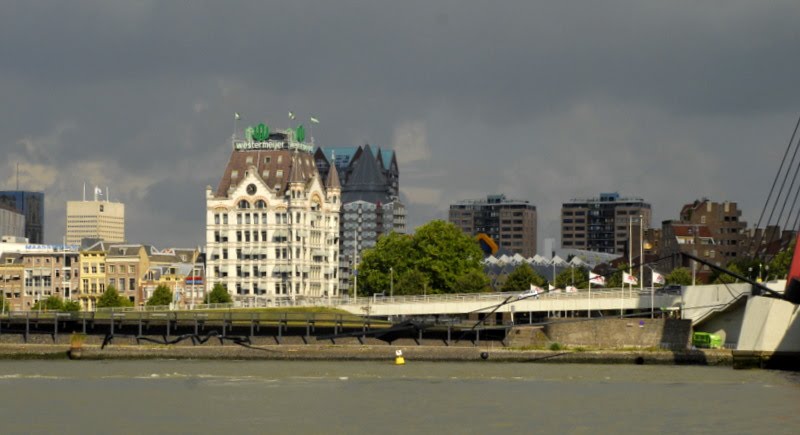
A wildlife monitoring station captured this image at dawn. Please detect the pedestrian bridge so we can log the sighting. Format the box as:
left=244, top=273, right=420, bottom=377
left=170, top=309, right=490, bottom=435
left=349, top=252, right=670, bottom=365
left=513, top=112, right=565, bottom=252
left=329, top=288, right=682, bottom=318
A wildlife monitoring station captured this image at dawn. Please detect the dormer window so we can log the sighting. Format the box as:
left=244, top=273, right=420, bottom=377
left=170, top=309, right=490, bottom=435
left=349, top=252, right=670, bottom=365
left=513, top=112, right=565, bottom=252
left=231, top=170, right=239, bottom=178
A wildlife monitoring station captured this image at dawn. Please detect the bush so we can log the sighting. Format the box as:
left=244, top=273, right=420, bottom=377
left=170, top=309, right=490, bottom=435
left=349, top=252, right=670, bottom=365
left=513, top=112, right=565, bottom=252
left=97, top=285, right=133, bottom=308
left=63, top=300, right=81, bottom=312
left=549, top=342, right=564, bottom=351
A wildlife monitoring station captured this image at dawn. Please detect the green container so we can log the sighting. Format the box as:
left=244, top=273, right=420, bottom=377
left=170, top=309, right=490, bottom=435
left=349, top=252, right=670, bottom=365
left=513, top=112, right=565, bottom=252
left=692, top=332, right=723, bottom=349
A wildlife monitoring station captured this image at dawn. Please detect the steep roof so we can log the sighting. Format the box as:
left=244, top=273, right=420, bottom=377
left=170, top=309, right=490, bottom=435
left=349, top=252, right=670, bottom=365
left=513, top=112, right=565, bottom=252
left=215, top=149, right=319, bottom=198
left=326, top=156, right=341, bottom=190
left=342, top=144, right=390, bottom=203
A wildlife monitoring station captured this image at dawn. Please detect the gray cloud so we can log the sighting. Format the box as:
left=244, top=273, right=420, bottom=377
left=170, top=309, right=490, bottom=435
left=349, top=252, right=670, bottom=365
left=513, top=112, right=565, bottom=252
left=0, top=1, right=798, bottom=249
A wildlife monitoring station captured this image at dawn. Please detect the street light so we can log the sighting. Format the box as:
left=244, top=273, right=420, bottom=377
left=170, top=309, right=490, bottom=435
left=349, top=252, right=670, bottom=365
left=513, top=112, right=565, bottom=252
left=390, top=266, right=394, bottom=299
left=643, top=264, right=658, bottom=319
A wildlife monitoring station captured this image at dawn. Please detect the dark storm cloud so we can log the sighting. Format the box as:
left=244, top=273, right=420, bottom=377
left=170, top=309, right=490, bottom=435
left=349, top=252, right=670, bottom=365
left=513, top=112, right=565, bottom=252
left=1, top=1, right=798, bottom=248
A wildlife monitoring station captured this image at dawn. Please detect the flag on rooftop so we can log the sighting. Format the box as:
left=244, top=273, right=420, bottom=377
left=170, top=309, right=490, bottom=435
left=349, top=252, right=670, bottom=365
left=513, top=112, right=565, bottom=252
left=310, top=116, right=319, bottom=124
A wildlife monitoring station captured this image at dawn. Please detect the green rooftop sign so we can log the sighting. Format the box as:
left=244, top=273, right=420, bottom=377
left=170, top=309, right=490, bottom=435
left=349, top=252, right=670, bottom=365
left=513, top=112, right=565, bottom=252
left=252, top=123, right=269, bottom=141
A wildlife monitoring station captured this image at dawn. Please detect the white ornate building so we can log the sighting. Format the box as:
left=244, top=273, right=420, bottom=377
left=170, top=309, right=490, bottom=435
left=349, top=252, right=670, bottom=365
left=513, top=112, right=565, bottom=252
left=205, top=127, right=341, bottom=302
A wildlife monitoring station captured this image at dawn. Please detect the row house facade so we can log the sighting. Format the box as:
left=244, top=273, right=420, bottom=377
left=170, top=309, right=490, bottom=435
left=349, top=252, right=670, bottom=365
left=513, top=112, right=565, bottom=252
left=1, top=249, right=79, bottom=311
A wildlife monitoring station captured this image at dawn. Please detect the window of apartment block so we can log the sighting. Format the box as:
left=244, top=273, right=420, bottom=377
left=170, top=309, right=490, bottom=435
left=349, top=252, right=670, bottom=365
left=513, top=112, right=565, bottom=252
left=223, top=214, right=228, bottom=225
left=129, top=266, right=135, bottom=274
left=129, top=278, right=135, bottom=291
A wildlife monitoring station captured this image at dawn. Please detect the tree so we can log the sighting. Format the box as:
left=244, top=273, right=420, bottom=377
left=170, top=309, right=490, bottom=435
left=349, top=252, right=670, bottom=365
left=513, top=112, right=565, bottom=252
left=32, top=296, right=64, bottom=311
left=712, top=262, right=745, bottom=284
left=454, top=269, right=491, bottom=293
left=357, top=221, right=485, bottom=295
left=0, top=294, right=9, bottom=312
left=394, top=269, right=429, bottom=295
left=501, top=263, right=547, bottom=292
left=666, top=267, right=693, bottom=285
left=63, top=300, right=81, bottom=312
left=205, top=282, right=232, bottom=304
left=555, top=266, right=589, bottom=289
left=768, top=240, right=795, bottom=280
left=97, top=285, right=131, bottom=308
left=147, top=285, right=173, bottom=307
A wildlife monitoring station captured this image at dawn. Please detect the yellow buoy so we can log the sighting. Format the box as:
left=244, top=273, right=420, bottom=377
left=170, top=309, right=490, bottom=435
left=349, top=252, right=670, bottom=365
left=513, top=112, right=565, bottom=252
left=395, top=349, right=405, bottom=365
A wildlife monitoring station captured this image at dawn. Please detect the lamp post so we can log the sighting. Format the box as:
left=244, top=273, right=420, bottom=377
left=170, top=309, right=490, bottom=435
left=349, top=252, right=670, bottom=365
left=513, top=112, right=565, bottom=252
left=643, top=265, right=657, bottom=319
left=390, top=266, right=394, bottom=299
left=639, top=214, right=644, bottom=292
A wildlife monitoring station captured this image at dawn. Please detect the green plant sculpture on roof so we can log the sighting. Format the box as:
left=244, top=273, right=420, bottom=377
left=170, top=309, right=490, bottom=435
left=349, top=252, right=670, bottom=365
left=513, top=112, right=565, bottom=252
left=252, top=123, right=269, bottom=141
left=296, top=124, right=305, bottom=142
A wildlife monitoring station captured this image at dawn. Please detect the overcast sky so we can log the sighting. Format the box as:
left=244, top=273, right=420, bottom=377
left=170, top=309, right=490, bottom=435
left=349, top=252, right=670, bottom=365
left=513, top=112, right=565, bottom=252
left=2, top=1, right=799, bottom=250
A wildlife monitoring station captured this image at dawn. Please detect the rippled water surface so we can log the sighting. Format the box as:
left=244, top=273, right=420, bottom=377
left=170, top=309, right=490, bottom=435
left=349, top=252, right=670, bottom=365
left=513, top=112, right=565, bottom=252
left=1, top=360, right=798, bottom=434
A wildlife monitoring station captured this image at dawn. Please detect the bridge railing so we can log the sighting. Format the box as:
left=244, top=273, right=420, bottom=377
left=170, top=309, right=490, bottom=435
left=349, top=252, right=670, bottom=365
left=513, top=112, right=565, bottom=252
left=337, top=288, right=664, bottom=306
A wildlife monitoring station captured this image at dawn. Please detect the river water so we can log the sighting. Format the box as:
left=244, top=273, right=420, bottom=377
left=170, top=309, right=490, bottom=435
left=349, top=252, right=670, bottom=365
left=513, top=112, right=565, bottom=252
left=0, top=360, right=797, bottom=434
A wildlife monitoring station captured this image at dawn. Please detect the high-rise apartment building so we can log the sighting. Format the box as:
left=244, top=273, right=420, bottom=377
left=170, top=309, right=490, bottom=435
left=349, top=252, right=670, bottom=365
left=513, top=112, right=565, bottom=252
left=66, top=198, right=125, bottom=245
left=314, top=144, right=405, bottom=293
left=206, top=125, right=341, bottom=303
left=0, top=191, right=44, bottom=243
left=678, top=199, right=747, bottom=261
left=449, top=194, right=538, bottom=258
left=561, top=192, right=651, bottom=255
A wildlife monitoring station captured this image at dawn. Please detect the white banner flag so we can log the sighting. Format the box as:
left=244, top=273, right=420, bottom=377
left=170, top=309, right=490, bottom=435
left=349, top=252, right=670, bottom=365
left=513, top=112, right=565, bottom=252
left=623, top=271, right=638, bottom=285
left=652, top=271, right=665, bottom=285
left=589, top=271, right=606, bottom=286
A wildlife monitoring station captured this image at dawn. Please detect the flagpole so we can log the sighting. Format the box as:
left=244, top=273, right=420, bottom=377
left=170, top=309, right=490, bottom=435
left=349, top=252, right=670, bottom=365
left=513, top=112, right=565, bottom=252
left=588, top=279, right=591, bottom=318
left=640, top=214, right=644, bottom=292
left=651, top=271, right=654, bottom=319
left=233, top=113, right=239, bottom=148
left=629, top=216, right=633, bottom=301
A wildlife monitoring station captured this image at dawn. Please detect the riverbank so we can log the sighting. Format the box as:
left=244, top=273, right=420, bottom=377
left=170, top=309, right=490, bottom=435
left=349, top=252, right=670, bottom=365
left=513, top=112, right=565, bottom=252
left=0, top=343, right=733, bottom=365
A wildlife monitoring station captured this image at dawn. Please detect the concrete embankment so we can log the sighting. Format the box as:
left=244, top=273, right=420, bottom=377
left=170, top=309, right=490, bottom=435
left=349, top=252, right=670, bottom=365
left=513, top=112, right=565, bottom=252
left=0, top=343, right=732, bottom=366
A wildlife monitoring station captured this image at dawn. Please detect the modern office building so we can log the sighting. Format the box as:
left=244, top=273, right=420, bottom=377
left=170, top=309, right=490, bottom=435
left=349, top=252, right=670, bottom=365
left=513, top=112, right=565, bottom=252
left=449, top=194, right=538, bottom=258
left=0, top=191, right=44, bottom=243
left=0, top=204, right=25, bottom=239
left=315, top=144, right=405, bottom=293
left=561, top=192, right=651, bottom=256
left=206, top=125, right=341, bottom=303
left=66, top=193, right=125, bottom=245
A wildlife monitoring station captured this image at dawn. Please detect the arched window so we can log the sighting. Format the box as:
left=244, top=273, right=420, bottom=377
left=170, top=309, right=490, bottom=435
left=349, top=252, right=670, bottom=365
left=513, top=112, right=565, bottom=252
left=255, top=200, right=267, bottom=209
left=238, top=200, right=251, bottom=209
